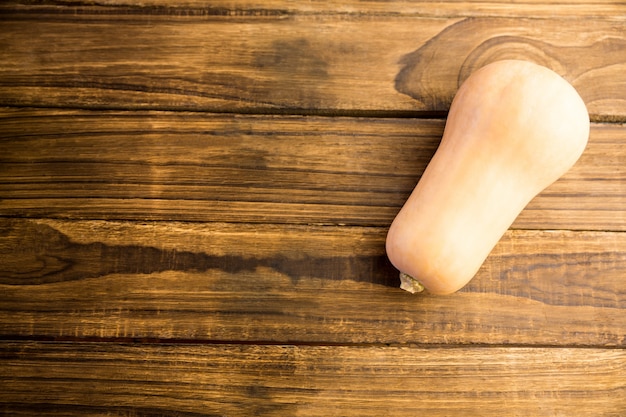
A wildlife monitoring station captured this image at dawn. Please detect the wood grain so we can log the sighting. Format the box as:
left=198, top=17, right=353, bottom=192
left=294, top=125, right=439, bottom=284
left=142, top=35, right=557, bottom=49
left=394, top=17, right=626, bottom=120
left=0, top=8, right=624, bottom=118
left=1, top=342, right=624, bottom=416
left=1, top=218, right=624, bottom=346
left=2, top=109, right=625, bottom=230
left=1, top=2, right=624, bottom=414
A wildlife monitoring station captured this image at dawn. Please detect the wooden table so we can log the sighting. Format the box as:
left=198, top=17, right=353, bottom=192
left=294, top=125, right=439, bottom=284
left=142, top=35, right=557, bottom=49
left=1, top=1, right=625, bottom=415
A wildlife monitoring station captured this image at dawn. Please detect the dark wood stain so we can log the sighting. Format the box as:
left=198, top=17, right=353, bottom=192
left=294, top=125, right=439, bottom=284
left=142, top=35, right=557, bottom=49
left=1, top=219, right=398, bottom=287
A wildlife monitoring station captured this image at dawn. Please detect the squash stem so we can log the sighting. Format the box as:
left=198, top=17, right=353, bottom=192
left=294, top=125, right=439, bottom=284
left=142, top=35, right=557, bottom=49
left=399, top=272, right=425, bottom=294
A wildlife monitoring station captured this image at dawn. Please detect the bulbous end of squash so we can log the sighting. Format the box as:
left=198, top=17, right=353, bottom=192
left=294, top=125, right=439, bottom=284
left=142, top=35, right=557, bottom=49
left=387, top=59, right=590, bottom=295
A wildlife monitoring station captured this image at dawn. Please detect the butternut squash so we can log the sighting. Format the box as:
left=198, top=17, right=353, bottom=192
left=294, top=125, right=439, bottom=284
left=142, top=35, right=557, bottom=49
left=386, top=60, right=589, bottom=295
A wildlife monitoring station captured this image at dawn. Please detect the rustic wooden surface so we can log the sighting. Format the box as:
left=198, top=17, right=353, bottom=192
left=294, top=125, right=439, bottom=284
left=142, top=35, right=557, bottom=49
left=1, top=1, right=625, bottom=415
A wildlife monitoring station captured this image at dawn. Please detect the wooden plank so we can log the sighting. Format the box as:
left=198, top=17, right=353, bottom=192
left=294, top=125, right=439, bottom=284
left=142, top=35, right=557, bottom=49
left=0, top=9, right=624, bottom=118
left=1, top=109, right=625, bottom=231
left=0, top=342, right=624, bottom=416
left=1, top=218, right=624, bottom=346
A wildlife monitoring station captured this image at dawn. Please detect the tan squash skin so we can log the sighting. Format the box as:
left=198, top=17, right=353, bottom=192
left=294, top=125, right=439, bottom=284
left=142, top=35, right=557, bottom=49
left=386, top=60, right=589, bottom=295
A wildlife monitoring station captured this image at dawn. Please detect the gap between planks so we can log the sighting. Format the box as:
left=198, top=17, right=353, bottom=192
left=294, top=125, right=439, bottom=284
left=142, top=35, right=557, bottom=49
left=1, top=334, right=625, bottom=350
left=3, top=1, right=626, bottom=19
left=0, top=105, right=619, bottom=124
